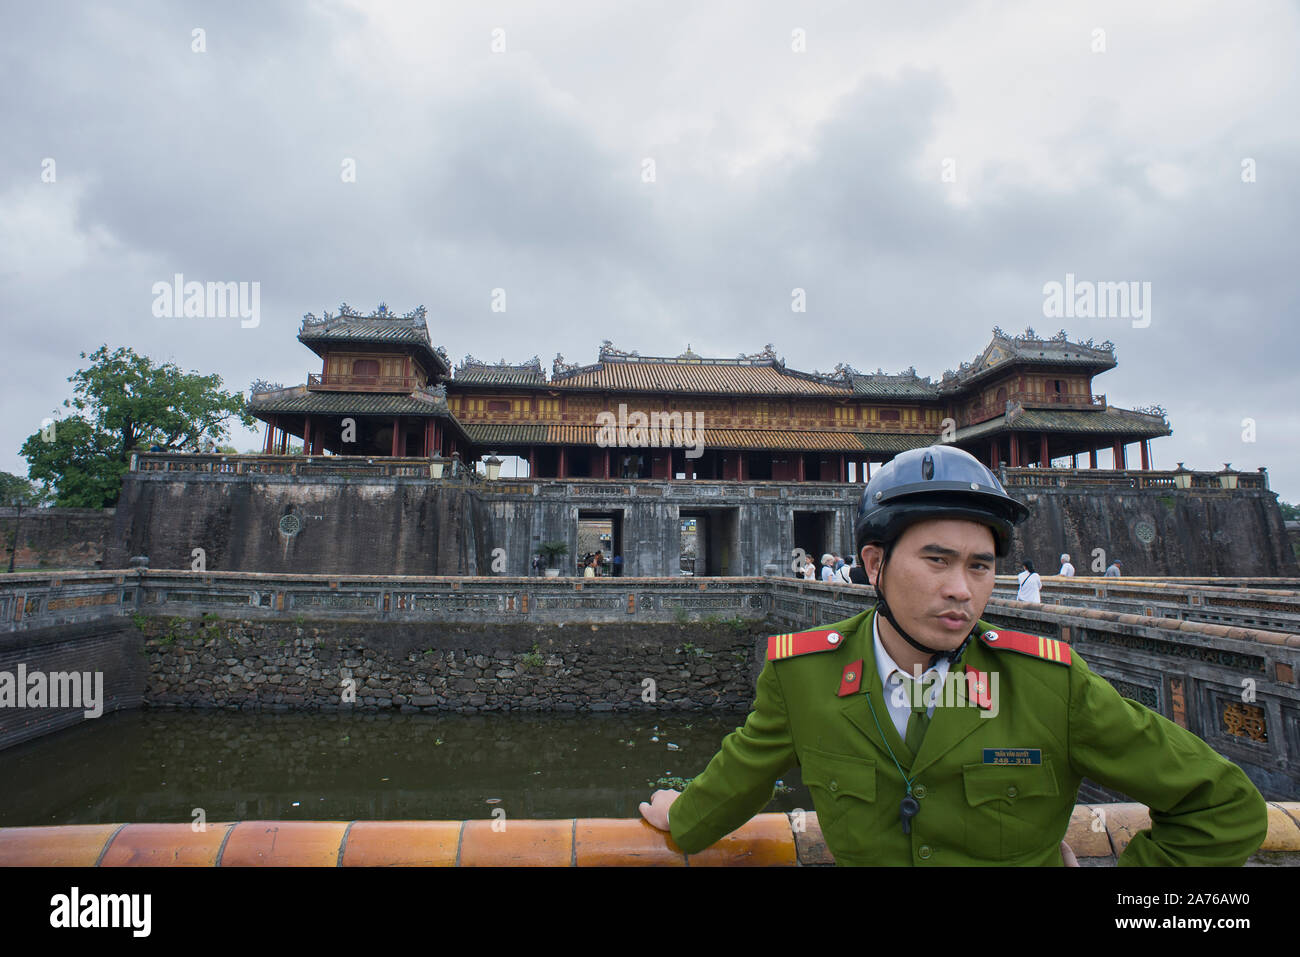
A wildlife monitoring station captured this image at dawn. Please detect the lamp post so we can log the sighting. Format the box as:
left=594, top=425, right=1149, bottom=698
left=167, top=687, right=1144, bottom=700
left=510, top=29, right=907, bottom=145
left=1219, top=463, right=1239, bottom=490
left=6, top=495, right=23, bottom=574
left=1172, top=462, right=1193, bottom=490
left=484, top=452, right=502, bottom=481
left=430, top=454, right=448, bottom=479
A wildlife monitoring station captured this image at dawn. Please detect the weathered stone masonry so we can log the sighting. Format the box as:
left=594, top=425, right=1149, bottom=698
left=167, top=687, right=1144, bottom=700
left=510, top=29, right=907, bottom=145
left=141, top=618, right=771, bottom=716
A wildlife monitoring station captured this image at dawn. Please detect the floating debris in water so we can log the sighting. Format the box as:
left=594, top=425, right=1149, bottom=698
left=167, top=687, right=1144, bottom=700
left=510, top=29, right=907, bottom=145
left=486, top=798, right=502, bottom=804
left=291, top=802, right=300, bottom=807
left=650, top=736, right=659, bottom=742
left=666, top=743, right=680, bottom=751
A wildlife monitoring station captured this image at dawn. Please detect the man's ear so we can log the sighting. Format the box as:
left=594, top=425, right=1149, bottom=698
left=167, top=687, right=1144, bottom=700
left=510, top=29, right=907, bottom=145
left=860, top=544, right=884, bottom=586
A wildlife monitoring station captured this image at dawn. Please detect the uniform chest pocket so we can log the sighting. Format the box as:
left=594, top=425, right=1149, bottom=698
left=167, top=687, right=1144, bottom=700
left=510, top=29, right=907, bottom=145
left=800, top=747, right=876, bottom=833
left=962, top=761, right=1059, bottom=805
left=961, top=760, right=1062, bottom=861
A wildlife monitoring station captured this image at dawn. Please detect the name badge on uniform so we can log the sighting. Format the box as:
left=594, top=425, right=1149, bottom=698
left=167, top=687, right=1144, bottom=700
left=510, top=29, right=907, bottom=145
left=983, top=748, right=1041, bottom=765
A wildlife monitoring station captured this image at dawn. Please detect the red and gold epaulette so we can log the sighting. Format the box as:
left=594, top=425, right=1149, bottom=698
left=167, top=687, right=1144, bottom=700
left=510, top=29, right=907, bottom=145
left=978, top=628, right=1071, bottom=666
left=766, top=629, right=845, bottom=661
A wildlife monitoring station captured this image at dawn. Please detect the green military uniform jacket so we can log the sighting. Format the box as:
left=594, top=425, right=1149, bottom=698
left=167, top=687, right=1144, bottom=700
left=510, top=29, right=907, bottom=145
left=669, top=606, right=1268, bottom=865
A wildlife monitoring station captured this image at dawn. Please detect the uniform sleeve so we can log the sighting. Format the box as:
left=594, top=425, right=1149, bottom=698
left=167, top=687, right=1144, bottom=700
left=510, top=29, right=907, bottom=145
left=1067, top=651, right=1268, bottom=866
left=669, top=657, right=797, bottom=854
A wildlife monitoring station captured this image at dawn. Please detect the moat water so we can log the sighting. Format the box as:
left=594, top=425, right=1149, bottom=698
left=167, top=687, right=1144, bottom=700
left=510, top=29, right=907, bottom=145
left=0, top=709, right=814, bottom=827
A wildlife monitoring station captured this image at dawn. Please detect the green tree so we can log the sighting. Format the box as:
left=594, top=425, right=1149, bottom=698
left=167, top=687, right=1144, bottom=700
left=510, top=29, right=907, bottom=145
left=0, top=472, right=50, bottom=507
left=18, top=346, right=256, bottom=507
left=20, top=418, right=128, bottom=508
left=1279, top=500, right=1300, bottom=522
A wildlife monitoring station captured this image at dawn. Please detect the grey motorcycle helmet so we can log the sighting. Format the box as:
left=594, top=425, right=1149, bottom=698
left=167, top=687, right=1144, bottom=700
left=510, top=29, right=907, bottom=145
left=854, top=445, right=1030, bottom=558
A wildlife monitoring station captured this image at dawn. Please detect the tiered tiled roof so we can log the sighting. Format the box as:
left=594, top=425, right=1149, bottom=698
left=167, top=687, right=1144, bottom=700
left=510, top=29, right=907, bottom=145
left=548, top=342, right=853, bottom=395
left=939, top=327, right=1115, bottom=390
left=247, top=384, right=459, bottom=419
left=955, top=406, right=1172, bottom=442
left=454, top=355, right=547, bottom=385
left=297, top=303, right=450, bottom=376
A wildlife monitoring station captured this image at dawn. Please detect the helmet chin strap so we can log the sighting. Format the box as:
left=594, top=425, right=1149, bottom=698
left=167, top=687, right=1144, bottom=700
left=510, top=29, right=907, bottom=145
left=875, top=550, right=975, bottom=666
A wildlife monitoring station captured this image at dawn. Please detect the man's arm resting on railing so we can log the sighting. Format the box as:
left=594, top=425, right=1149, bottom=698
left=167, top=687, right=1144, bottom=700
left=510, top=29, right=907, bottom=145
left=1067, top=651, right=1268, bottom=866
left=639, top=659, right=796, bottom=854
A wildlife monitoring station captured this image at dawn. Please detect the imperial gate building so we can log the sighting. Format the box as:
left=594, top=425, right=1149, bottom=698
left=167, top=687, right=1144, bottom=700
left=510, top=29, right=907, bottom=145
left=247, top=305, right=1172, bottom=478
left=107, top=304, right=1292, bottom=579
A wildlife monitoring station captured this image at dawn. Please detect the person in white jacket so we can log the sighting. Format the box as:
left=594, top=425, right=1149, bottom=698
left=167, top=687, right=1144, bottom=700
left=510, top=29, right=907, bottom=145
left=1016, top=559, right=1043, bottom=602
left=1058, top=553, right=1075, bottom=576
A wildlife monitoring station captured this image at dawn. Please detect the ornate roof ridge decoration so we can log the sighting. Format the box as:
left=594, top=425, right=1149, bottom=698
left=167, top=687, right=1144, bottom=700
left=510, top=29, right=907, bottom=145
left=457, top=354, right=544, bottom=373
left=847, top=363, right=934, bottom=383
left=553, top=353, right=581, bottom=377
left=738, top=344, right=782, bottom=364
left=249, top=379, right=284, bottom=396
left=992, top=325, right=1115, bottom=354
left=941, top=327, right=1117, bottom=385
left=413, top=382, right=450, bottom=410
left=247, top=383, right=308, bottom=403
left=593, top=341, right=792, bottom=368
left=1130, top=403, right=1168, bottom=419
left=598, top=340, right=641, bottom=360
left=300, top=302, right=430, bottom=336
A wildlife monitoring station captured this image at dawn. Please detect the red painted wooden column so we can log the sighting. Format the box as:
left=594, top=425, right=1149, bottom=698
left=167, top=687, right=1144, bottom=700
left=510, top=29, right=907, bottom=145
left=1040, top=431, right=1049, bottom=467
left=1008, top=435, right=1018, bottom=467
left=737, top=452, right=747, bottom=481
left=603, top=448, right=610, bottom=478
left=391, top=417, right=402, bottom=457
left=1089, top=448, right=1098, bottom=469
left=796, top=454, right=805, bottom=482
left=1113, top=441, right=1125, bottom=469
left=989, top=442, right=998, bottom=469
left=1140, top=440, right=1150, bottom=470
left=558, top=446, right=567, bottom=479
left=528, top=446, right=536, bottom=478
left=303, top=416, right=313, bottom=455
left=263, top=417, right=275, bottom=453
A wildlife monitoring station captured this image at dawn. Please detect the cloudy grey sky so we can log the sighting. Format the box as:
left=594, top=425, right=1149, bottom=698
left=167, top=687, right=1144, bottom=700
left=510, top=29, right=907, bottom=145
left=2, top=1, right=1298, bottom=499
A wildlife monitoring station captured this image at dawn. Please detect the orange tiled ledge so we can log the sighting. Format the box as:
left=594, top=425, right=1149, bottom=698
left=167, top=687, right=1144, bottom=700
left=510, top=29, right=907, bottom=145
left=0, top=804, right=1296, bottom=866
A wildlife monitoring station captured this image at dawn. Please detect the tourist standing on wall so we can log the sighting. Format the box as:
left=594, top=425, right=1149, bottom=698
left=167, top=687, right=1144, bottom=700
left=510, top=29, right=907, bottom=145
left=834, top=558, right=853, bottom=584
left=612, top=553, right=623, bottom=577
left=1058, top=553, right=1075, bottom=576
left=801, top=554, right=816, bottom=580
left=1105, top=559, right=1123, bottom=577
left=820, top=554, right=836, bottom=582
left=1016, top=559, right=1043, bottom=602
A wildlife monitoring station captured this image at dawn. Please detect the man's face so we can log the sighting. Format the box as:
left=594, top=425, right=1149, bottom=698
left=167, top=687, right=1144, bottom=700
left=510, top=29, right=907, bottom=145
left=859, top=518, right=997, bottom=651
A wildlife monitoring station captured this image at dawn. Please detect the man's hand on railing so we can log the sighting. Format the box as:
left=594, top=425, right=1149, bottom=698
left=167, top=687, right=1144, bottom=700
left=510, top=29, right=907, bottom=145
left=638, top=789, right=680, bottom=831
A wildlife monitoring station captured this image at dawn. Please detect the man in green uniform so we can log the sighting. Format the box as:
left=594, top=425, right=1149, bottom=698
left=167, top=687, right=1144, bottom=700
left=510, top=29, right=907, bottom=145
left=640, top=445, right=1267, bottom=865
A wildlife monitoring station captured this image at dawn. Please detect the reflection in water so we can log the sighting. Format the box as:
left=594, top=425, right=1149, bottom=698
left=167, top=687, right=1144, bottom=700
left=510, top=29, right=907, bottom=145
left=0, top=710, right=809, bottom=827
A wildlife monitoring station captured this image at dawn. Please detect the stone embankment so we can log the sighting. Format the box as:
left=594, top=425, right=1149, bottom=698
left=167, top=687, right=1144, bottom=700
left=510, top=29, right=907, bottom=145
left=144, top=617, right=765, bottom=713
